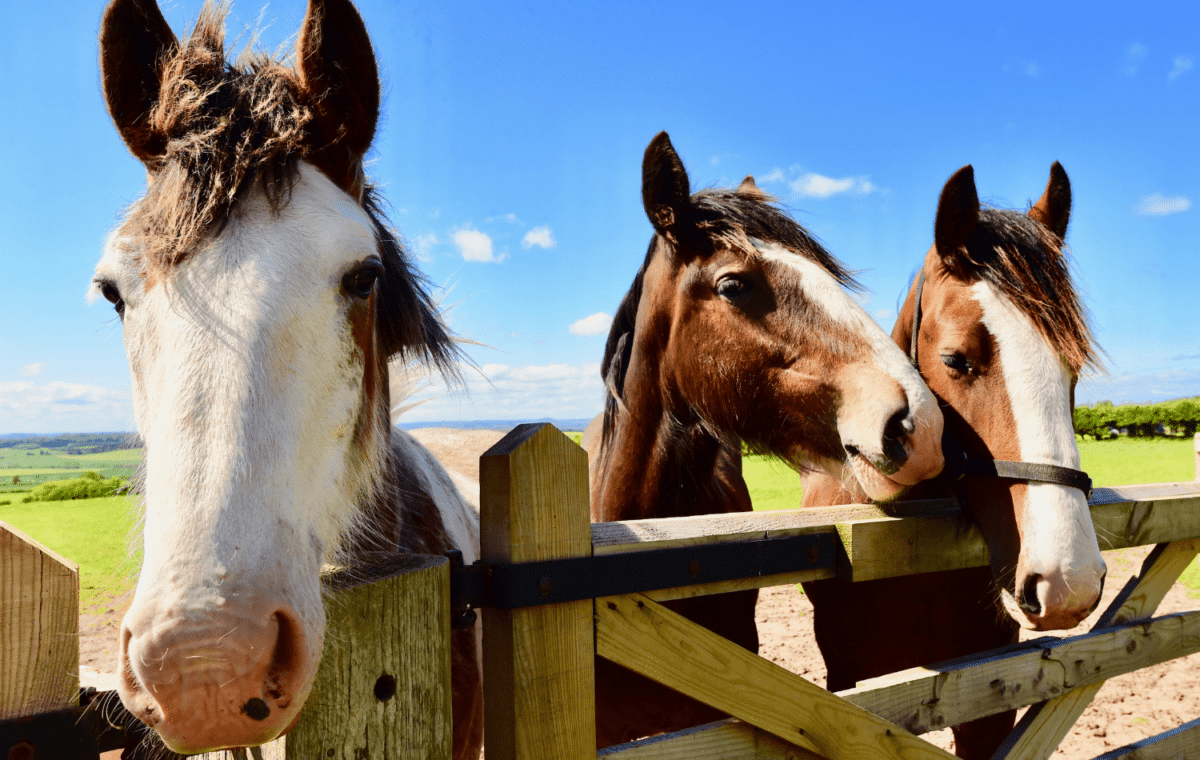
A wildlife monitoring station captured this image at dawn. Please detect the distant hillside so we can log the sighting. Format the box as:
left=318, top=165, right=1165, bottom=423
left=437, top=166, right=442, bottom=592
left=396, top=418, right=593, bottom=433
left=0, top=432, right=143, bottom=454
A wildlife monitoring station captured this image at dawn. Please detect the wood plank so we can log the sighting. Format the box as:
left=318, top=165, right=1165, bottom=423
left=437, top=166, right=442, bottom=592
left=0, top=521, right=79, bottom=720
left=591, top=500, right=959, bottom=555
left=992, top=540, right=1200, bottom=760
left=840, top=608, right=1200, bottom=735
left=1091, top=715, right=1200, bottom=760
left=836, top=490, right=1200, bottom=582
left=596, top=592, right=957, bottom=760
left=195, top=554, right=453, bottom=760
left=595, top=487, right=1200, bottom=584
left=835, top=513, right=988, bottom=582
left=597, top=718, right=826, bottom=759
left=642, top=568, right=832, bottom=602
left=481, top=423, right=595, bottom=760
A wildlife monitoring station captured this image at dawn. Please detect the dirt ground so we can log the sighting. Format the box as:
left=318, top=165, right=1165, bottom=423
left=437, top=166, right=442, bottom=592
left=755, top=545, right=1200, bottom=758
left=79, top=428, right=1200, bottom=758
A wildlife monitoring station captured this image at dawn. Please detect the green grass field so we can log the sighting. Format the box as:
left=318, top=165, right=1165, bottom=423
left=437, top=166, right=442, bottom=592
left=0, top=495, right=139, bottom=609
left=1, top=435, right=1194, bottom=609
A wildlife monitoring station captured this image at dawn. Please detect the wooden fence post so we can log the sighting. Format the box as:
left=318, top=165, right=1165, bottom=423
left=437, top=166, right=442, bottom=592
left=1193, top=433, right=1199, bottom=481
left=0, top=522, right=78, bottom=720
left=198, top=554, right=453, bottom=760
left=481, top=423, right=595, bottom=760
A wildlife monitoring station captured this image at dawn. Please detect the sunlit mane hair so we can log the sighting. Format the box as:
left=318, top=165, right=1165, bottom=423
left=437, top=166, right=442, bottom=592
left=960, top=207, right=1097, bottom=375
left=113, top=2, right=459, bottom=374
left=599, top=187, right=859, bottom=446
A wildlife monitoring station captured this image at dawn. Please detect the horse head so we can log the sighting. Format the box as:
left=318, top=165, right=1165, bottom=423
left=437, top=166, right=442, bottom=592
left=93, top=0, right=456, bottom=751
left=594, top=132, right=944, bottom=515
left=894, top=163, right=1106, bottom=630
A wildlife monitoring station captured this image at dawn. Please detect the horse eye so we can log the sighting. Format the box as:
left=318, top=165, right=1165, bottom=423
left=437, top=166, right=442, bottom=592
left=716, top=276, right=749, bottom=298
left=941, top=353, right=972, bottom=374
left=99, top=282, right=125, bottom=317
left=343, top=264, right=383, bottom=300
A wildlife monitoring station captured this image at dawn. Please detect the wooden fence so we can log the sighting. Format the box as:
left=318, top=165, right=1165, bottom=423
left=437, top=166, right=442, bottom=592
left=4, top=424, right=1200, bottom=759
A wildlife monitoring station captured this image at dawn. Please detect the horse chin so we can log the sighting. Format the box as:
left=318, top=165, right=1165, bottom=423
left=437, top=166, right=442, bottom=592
left=846, top=454, right=908, bottom=503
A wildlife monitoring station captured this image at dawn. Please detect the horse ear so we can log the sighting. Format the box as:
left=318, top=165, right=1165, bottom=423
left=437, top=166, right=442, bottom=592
left=296, top=0, right=380, bottom=194
left=642, top=132, right=691, bottom=235
left=737, top=174, right=767, bottom=199
left=99, top=0, right=178, bottom=162
left=1028, top=162, right=1071, bottom=241
left=934, top=165, right=980, bottom=263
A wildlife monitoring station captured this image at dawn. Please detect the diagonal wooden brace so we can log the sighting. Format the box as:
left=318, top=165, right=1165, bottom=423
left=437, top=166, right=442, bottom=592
left=596, top=592, right=958, bottom=760
left=990, top=539, right=1200, bottom=760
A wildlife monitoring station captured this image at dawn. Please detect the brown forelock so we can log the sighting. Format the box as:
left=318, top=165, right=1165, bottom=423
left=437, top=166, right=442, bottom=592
left=954, top=207, right=1097, bottom=375
left=114, top=5, right=460, bottom=371
left=119, top=3, right=313, bottom=278
left=598, top=187, right=859, bottom=450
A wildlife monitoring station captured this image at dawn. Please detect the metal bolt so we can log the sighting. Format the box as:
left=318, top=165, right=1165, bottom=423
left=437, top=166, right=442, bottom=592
left=808, top=544, right=821, bottom=563
left=537, top=576, right=553, bottom=596
left=687, top=559, right=702, bottom=578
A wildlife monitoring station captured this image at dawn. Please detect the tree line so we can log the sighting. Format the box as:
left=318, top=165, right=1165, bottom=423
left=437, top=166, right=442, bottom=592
left=1074, top=398, right=1200, bottom=440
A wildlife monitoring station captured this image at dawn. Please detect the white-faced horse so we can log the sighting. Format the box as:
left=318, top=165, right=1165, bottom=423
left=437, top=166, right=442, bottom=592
left=801, top=164, right=1105, bottom=758
left=94, top=0, right=482, bottom=755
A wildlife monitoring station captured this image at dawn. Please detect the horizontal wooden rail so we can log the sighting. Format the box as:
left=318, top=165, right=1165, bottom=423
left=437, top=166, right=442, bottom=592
left=592, top=483, right=1200, bottom=586
left=597, top=718, right=823, bottom=759
left=839, top=607, right=1200, bottom=734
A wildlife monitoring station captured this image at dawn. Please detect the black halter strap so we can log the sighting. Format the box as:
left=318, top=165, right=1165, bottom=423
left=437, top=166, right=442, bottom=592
left=908, top=268, right=1093, bottom=499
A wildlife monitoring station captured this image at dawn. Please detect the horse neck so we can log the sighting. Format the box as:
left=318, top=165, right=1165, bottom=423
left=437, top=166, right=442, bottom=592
left=345, top=428, right=459, bottom=559
left=594, top=392, right=751, bottom=523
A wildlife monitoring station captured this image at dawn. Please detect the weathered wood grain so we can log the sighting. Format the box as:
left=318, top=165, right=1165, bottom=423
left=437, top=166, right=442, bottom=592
left=991, top=540, right=1200, bottom=760
left=481, top=423, right=595, bottom=760
left=841, top=608, right=1200, bottom=735
left=0, top=521, right=79, bottom=721
left=597, top=717, right=825, bottom=759
left=195, top=554, right=453, bottom=760
left=596, top=592, right=956, bottom=760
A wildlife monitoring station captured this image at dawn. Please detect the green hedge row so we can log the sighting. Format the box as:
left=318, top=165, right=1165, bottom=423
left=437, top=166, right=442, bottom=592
left=17, top=471, right=127, bottom=503
left=1074, top=398, right=1200, bottom=440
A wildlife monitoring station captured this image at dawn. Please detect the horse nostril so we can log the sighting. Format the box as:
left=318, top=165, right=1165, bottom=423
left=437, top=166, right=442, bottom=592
left=881, top=406, right=910, bottom=469
left=1019, top=574, right=1043, bottom=616
left=844, top=444, right=861, bottom=459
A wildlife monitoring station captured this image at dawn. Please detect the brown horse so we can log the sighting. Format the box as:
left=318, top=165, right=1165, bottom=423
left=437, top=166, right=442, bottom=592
left=95, top=1, right=482, bottom=756
left=801, top=163, right=1105, bottom=759
left=583, top=132, right=946, bottom=747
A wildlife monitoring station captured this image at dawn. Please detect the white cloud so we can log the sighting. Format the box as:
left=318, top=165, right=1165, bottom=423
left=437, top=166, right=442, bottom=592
left=1135, top=192, right=1192, bottom=216
left=789, top=172, right=879, bottom=199
left=1121, top=42, right=1148, bottom=77
left=392, top=361, right=605, bottom=423
left=569, top=312, right=611, bottom=337
left=873, top=308, right=896, bottom=324
left=1025, top=62, right=1040, bottom=78
left=20, top=363, right=42, bottom=377
left=410, top=233, right=438, bottom=261
left=0, top=381, right=133, bottom=433
left=453, top=228, right=502, bottom=262
left=759, top=168, right=786, bottom=183
left=522, top=225, right=556, bottom=250
left=1169, top=55, right=1193, bottom=81
left=486, top=213, right=521, bottom=224
left=710, top=156, right=721, bottom=166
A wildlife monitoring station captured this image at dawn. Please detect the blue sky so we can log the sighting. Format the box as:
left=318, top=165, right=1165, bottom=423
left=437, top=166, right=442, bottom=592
left=1, top=1, right=1197, bottom=432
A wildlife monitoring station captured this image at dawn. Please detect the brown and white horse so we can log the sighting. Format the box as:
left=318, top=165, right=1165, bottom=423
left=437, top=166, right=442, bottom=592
left=93, top=1, right=482, bottom=756
left=583, top=132, right=946, bottom=747
left=801, top=164, right=1105, bottom=759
